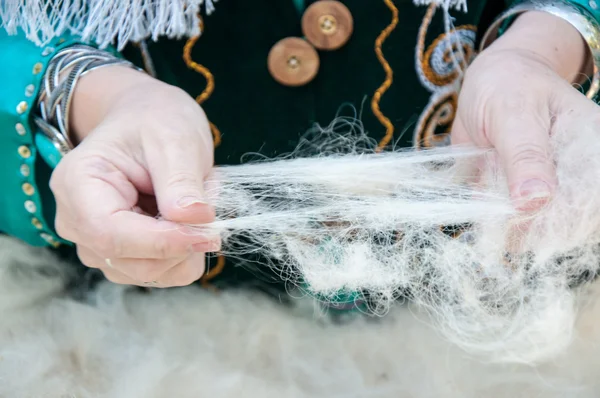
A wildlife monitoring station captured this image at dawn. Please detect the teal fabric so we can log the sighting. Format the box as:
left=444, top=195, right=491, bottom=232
left=0, top=31, right=91, bottom=247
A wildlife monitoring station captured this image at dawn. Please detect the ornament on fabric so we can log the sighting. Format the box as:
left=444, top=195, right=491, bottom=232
left=0, top=0, right=217, bottom=50
left=412, top=0, right=468, bottom=12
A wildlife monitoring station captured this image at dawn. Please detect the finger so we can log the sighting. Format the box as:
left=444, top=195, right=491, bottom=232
left=486, top=95, right=556, bottom=210
left=77, top=246, right=206, bottom=287
left=152, top=252, right=206, bottom=287
left=100, top=211, right=221, bottom=259
left=142, top=111, right=216, bottom=225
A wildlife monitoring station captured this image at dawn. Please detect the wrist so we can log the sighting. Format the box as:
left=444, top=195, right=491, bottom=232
left=70, top=65, right=154, bottom=144
left=488, top=11, right=591, bottom=83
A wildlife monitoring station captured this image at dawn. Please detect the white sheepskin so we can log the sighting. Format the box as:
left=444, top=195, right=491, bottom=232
left=1, top=235, right=600, bottom=397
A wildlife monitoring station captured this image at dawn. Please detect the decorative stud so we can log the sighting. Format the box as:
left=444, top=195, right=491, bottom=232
left=20, top=164, right=30, bottom=177
left=591, top=1, right=598, bottom=10
left=32, top=62, right=43, bottom=75
left=15, top=123, right=26, bottom=136
left=40, top=233, right=60, bottom=248
left=31, top=217, right=43, bottom=230
left=16, top=101, right=28, bottom=114
left=25, top=84, right=35, bottom=97
left=24, top=200, right=37, bottom=213
left=18, top=145, right=31, bottom=159
left=22, top=182, right=35, bottom=196
left=41, top=47, right=55, bottom=56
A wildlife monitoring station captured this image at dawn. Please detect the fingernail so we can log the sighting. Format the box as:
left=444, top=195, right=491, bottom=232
left=177, top=196, right=205, bottom=209
left=518, top=179, right=551, bottom=200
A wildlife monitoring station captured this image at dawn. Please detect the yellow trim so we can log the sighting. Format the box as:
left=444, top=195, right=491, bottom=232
left=182, top=16, right=226, bottom=287
left=373, top=0, right=399, bottom=151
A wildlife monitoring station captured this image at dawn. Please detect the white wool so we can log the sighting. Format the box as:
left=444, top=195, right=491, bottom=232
left=0, top=0, right=217, bottom=50
left=1, top=235, right=600, bottom=397
left=176, top=115, right=600, bottom=365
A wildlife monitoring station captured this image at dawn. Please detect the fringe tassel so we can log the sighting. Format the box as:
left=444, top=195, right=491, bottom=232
left=412, top=0, right=468, bottom=12
left=0, top=0, right=217, bottom=50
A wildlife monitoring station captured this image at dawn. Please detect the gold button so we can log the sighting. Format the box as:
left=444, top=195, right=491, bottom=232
left=32, top=62, right=43, bottom=75
left=25, top=84, right=35, bottom=97
left=20, top=164, right=30, bottom=177
left=41, top=47, right=55, bottom=56
left=16, top=101, right=28, bottom=114
left=22, top=183, right=35, bottom=196
left=268, top=37, right=320, bottom=87
left=18, top=145, right=31, bottom=159
left=24, top=200, right=37, bottom=213
left=31, top=217, right=43, bottom=230
left=302, top=1, right=353, bottom=51
left=15, top=123, right=26, bottom=136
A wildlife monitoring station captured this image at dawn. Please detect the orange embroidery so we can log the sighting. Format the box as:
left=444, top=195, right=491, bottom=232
left=373, top=0, right=399, bottom=151
left=182, top=16, right=226, bottom=286
left=413, top=4, right=476, bottom=149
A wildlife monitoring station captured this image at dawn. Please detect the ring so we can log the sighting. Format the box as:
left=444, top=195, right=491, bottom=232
left=105, top=258, right=114, bottom=268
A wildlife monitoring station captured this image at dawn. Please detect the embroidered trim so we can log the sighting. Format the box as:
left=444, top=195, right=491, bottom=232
left=413, top=4, right=476, bottom=149
left=182, top=16, right=226, bottom=286
left=373, top=0, right=400, bottom=151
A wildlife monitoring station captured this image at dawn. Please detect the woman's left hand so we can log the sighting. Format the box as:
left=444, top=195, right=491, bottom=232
left=452, top=10, right=599, bottom=211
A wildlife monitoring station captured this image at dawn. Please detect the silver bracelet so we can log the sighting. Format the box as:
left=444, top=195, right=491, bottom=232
left=480, top=0, right=600, bottom=101
left=34, top=45, right=144, bottom=157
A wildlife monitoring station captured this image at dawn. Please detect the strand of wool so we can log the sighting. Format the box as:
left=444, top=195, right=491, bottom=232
left=187, top=117, right=600, bottom=364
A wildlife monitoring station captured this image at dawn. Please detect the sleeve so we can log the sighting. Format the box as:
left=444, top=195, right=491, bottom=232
left=0, top=30, right=113, bottom=248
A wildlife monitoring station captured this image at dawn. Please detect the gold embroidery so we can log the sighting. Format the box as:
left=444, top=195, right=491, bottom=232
left=183, top=17, right=222, bottom=148
left=414, top=4, right=476, bottom=149
left=182, top=16, right=226, bottom=286
left=373, top=0, right=399, bottom=151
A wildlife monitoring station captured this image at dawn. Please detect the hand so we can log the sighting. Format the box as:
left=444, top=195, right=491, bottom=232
left=50, top=66, right=220, bottom=287
left=452, top=11, right=597, bottom=211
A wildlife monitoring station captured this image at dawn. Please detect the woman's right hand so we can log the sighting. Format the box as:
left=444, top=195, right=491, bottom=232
left=50, top=65, right=220, bottom=287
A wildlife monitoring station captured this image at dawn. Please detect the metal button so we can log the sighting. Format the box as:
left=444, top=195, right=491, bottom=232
left=32, top=62, right=43, bottom=75
left=268, top=37, right=320, bottom=87
left=16, top=101, right=28, bottom=114
left=25, top=84, right=35, bottom=97
left=15, top=123, right=26, bottom=136
left=22, top=183, right=35, bottom=196
left=302, top=1, right=353, bottom=51
left=40, top=233, right=60, bottom=248
left=31, top=217, right=43, bottom=230
left=20, top=164, right=30, bottom=177
left=41, top=47, right=55, bottom=56
left=18, top=145, right=31, bottom=159
left=24, top=200, right=37, bottom=213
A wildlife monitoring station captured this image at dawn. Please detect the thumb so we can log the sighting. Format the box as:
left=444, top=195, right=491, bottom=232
left=488, top=102, right=556, bottom=211
left=146, top=133, right=215, bottom=225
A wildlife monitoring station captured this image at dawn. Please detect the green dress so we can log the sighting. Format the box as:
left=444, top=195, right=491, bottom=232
left=0, top=0, right=506, bottom=308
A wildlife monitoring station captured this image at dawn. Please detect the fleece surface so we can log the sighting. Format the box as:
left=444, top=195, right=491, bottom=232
left=1, top=235, right=600, bottom=398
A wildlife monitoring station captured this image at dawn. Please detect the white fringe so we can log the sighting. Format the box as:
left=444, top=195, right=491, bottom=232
left=0, top=0, right=217, bottom=50
left=413, top=0, right=468, bottom=12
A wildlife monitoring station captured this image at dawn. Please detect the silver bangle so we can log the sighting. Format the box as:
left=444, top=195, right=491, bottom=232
left=480, top=0, right=600, bottom=101
left=34, top=45, right=144, bottom=156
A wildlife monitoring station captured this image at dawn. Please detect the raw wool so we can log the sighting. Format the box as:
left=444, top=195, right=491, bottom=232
left=185, top=115, right=600, bottom=365
left=0, top=0, right=217, bottom=50
left=1, top=235, right=600, bottom=397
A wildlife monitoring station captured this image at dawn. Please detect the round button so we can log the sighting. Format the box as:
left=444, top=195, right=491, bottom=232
left=268, top=37, right=320, bottom=87
left=22, top=183, right=35, bottom=196
left=18, top=145, right=31, bottom=159
left=302, top=1, right=353, bottom=51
